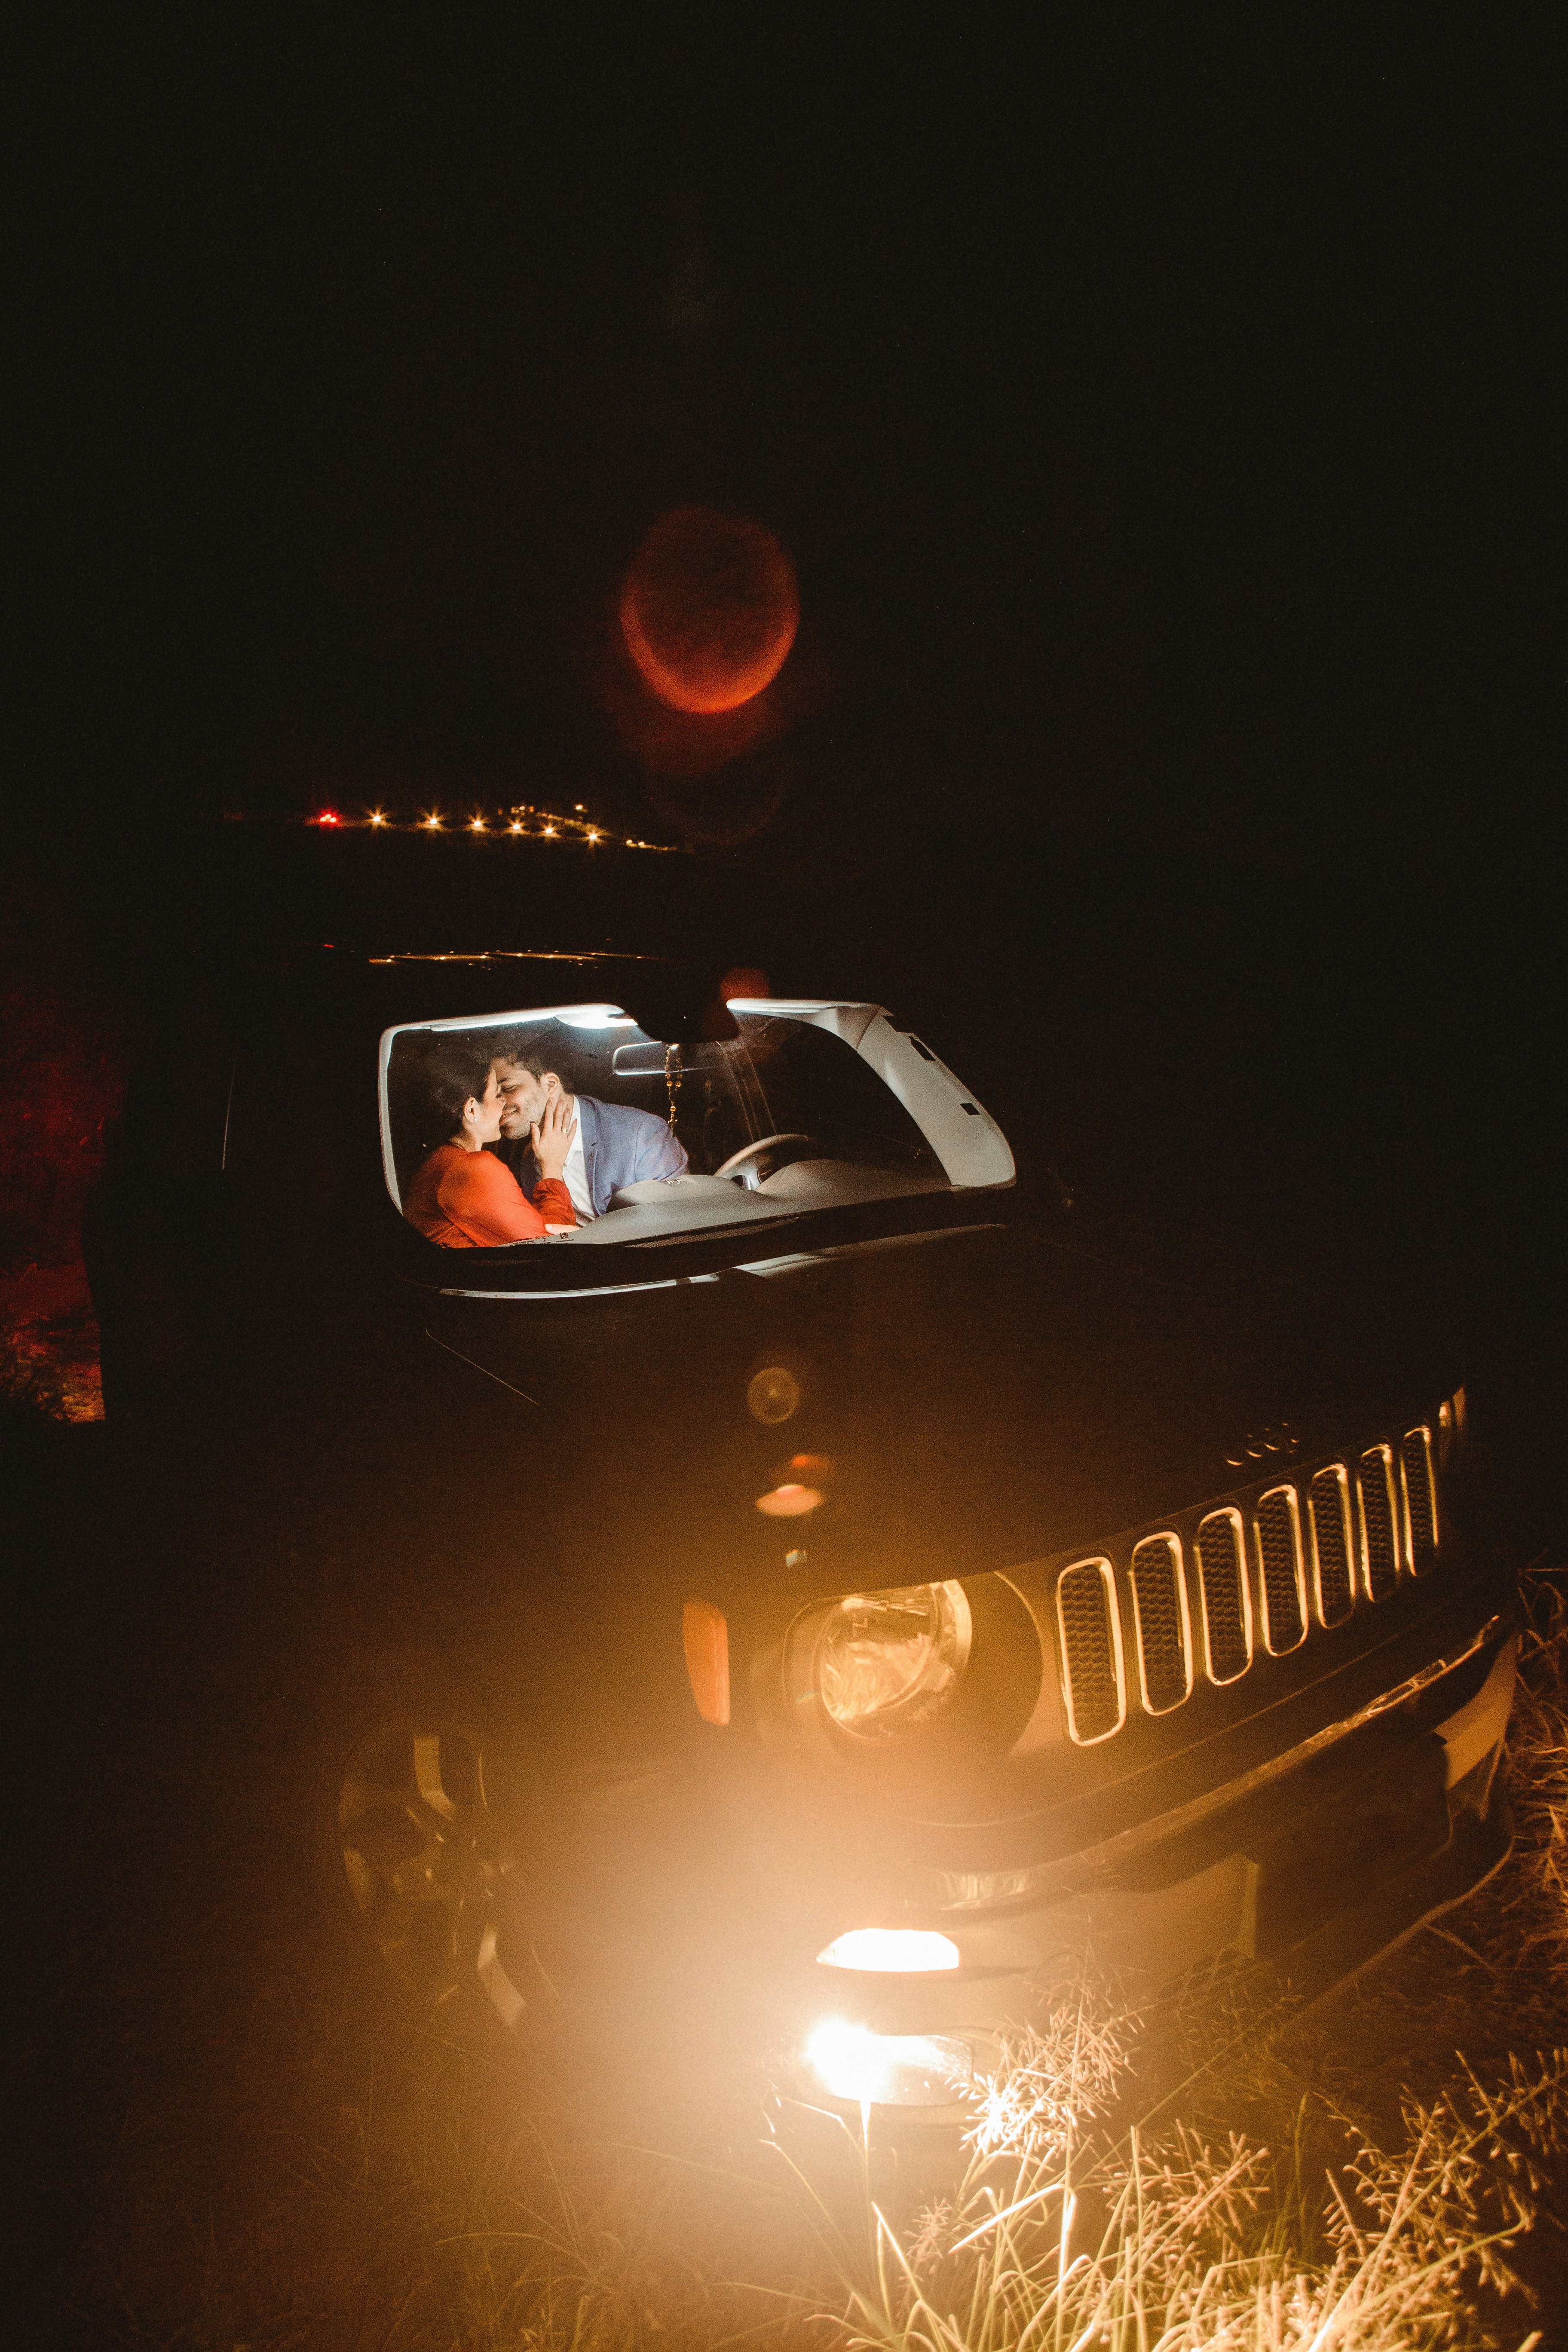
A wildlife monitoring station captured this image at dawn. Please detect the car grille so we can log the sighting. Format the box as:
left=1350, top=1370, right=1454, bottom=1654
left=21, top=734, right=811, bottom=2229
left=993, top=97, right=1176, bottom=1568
left=1403, top=1427, right=1438, bottom=1572
left=1129, top=1535, right=1190, bottom=1713
left=1056, top=1559, right=1124, bottom=1743
left=1358, top=1446, right=1400, bottom=1602
left=1054, top=1424, right=1444, bottom=1746
left=1255, top=1486, right=1306, bottom=1654
left=1309, top=1465, right=1356, bottom=1626
left=1196, top=1510, right=1252, bottom=1684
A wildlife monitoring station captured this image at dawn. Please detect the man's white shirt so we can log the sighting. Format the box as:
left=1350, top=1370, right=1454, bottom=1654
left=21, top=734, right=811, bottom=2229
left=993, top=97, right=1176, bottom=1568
left=560, top=1105, right=594, bottom=1221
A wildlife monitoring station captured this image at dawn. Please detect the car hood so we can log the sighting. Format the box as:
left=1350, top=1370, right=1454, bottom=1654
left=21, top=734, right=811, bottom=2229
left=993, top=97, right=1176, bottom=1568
left=422, top=1205, right=1455, bottom=1591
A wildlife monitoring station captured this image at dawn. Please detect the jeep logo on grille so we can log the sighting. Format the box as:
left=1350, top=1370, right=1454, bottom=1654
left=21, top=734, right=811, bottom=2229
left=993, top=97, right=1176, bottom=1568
left=1222, top=1422, right=1299, bottom=1471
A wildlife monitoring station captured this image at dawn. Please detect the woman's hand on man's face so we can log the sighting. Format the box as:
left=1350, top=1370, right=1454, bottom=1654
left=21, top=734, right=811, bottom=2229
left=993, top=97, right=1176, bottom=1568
left=531, top=1090, right=576, bottom=1181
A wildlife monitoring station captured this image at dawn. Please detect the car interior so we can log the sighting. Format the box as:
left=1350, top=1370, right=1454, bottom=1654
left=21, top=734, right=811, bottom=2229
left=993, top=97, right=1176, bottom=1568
left=384, top=1007, right=952, bottom=1246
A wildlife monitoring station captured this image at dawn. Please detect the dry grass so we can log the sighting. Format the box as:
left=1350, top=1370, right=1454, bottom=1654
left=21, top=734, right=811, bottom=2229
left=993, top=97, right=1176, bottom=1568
left=1479, top=1577, right=1568, bottom=1980
left=770, top=1964, right=1568, bottom=2352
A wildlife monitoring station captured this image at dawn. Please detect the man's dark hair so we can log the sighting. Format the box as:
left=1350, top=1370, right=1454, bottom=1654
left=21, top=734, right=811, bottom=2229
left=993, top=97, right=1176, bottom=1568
left=492, top=1044, right=550, bottom=1080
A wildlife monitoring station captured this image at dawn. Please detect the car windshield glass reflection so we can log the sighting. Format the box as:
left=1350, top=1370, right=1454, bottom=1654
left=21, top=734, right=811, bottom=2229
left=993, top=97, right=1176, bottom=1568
left=383, top=1006, right=949, bottom=1247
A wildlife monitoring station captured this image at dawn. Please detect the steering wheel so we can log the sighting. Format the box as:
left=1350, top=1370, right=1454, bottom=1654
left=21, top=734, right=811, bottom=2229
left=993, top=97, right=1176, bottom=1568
left=714, top=1133, right=819, bottom=1191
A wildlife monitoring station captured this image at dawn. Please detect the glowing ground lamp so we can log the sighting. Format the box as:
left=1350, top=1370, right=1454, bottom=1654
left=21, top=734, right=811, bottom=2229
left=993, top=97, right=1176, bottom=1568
left=804, top=2019, right=974, bottom=2107
left=620, top=506, right=799, bottom=714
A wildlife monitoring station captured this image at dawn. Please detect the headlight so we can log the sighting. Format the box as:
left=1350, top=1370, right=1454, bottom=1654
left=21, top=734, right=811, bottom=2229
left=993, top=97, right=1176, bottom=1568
left=816, top=1580, right=973, bottom=1743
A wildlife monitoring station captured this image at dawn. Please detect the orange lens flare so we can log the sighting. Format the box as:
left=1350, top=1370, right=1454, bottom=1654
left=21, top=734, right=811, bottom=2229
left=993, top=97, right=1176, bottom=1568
left=620, top=506, right=799, bottom=714
left=682, top=1598, right=730, bottom=1724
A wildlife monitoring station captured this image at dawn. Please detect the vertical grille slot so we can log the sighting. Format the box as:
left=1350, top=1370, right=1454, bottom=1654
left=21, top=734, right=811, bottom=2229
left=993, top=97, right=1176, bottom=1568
left=1357, top=1446, right=1400, bottom=1601
left=1129, top=1535, right=1191, bottom=1714
left=1253, top=1485, right=1306, bottom=1654
left=1055, top=1559, right=1125, bottom=1744
left=1309, top=1465, right=1355, bottom=1625
left=1401, top=1426, right=1438, bottom=1573
left=1195, top=1509, right=1252, bottom=1684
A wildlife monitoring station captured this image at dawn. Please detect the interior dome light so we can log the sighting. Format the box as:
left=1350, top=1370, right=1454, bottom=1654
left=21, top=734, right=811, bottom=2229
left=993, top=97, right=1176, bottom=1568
left=816, top=1928, right=960, bottom=1972
left=557, top=1004, right=637, bottom=1028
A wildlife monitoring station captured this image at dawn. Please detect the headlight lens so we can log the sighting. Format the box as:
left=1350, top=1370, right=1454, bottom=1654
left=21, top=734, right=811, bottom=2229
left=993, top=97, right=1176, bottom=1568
left=817, top=1580, right=973, bottom=1742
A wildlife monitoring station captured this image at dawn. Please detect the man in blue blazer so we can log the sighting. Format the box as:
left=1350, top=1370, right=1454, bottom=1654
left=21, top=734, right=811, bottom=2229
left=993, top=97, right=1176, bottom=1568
left=491, top=1047, right=688, bottom=1221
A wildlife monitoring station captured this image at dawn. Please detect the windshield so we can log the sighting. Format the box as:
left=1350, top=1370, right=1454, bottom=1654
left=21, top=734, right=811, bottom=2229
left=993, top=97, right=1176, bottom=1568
left=381, top=1001, right=1010, bottom=1249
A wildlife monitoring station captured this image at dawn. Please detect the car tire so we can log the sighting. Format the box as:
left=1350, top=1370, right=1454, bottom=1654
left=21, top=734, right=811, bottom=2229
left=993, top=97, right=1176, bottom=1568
left=318, top=1646, right=546, bottom=2038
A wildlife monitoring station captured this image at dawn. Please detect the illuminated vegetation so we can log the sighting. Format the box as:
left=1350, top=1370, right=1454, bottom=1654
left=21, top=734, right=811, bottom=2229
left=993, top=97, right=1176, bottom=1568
left=45, top=1573, right=1568, bottom=2348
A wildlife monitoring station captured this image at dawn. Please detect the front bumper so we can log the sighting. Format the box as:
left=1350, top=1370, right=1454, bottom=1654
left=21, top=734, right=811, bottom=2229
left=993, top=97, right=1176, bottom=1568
left=787, top=1632, right=1516, bottom=2112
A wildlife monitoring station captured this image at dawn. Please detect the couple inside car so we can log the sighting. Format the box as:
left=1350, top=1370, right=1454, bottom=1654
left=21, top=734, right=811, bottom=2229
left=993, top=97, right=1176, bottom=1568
left=404, top=1038, right=689, bottom=1247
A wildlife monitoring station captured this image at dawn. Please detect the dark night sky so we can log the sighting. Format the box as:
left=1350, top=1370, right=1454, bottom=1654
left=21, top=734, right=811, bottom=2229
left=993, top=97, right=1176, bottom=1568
left=9, top=9, right=1563, bottom=1420
left=15, top=13, right=1552, bottom=858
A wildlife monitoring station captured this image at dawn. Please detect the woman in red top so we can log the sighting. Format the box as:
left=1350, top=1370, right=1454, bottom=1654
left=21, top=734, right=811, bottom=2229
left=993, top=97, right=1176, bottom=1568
left=404, top=1045, right=576, bottom=1246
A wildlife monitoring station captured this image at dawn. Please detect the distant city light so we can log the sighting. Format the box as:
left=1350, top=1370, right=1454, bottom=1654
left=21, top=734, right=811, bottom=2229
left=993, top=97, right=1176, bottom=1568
left=288, top=797, right=684, bottom=851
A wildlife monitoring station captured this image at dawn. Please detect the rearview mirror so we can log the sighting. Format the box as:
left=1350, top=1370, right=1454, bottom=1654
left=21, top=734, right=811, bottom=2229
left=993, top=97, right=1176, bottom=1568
left=611, top=1041, right=675, bottom=1077
left=614, top=975, right=738, bottom=1044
